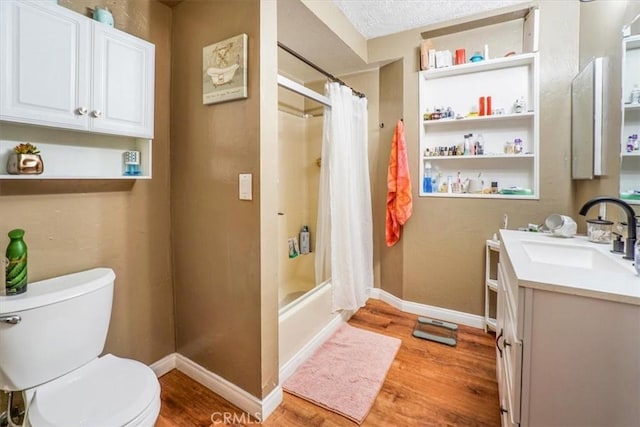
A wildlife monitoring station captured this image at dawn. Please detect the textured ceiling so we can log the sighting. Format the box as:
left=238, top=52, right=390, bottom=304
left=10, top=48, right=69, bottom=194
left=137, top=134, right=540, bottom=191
left=332, top=0, right=530, bottom=39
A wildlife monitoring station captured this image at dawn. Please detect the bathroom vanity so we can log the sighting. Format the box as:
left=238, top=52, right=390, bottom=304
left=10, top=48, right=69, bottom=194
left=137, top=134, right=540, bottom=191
left=496, top=230, right=639, bottom=427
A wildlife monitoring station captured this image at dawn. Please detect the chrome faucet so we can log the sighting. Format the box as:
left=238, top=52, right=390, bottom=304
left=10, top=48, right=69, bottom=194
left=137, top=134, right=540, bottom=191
left=579, top=196, right=637, bottom=260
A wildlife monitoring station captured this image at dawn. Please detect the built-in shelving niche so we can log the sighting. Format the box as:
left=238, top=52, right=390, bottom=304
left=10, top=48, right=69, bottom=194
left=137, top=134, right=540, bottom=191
left=0, top=122, right=151, bottom=180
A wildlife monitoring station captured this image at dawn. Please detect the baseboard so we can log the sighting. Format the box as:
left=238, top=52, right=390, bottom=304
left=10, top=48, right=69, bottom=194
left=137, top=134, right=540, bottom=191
left=175, top=354, right=282, bottom=420
left=150, top=352, right=282, bottom=420
left=279, top=312, right=347, bottom=383
left=369, top=288, right=484, bottom=329
left=151, top=292, right=480, bottom=422
left=149, top=352, right=177, bottom=377
left=261, top=386, right=283, bottom=420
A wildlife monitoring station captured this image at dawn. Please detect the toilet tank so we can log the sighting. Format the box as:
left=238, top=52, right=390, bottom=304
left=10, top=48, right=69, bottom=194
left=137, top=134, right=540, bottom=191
left=0, top=268, right=115, bottom=391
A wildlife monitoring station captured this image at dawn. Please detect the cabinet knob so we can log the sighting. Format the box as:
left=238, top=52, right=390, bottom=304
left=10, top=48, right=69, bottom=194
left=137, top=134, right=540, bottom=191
left=500, top=405, right=509, bottom=415
left=76, top=107, right=88, bottom=115
left=92, top=110, right=103, bottom=118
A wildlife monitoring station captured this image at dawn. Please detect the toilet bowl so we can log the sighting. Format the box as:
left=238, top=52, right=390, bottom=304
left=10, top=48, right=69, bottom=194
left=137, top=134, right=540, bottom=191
left=0, top=268, right=161, bottom=427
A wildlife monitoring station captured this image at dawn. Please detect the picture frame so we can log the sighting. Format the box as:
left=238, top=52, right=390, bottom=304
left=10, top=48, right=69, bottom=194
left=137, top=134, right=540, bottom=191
left=202, top=33, right=248, bottom=105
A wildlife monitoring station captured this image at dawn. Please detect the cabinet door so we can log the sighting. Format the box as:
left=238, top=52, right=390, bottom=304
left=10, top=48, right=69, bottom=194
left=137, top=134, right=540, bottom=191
left=91, top=23, right=155, bottom=138
left=496, top=262, right=522, bottom=427
left=0, top=1, right=90, bottom=129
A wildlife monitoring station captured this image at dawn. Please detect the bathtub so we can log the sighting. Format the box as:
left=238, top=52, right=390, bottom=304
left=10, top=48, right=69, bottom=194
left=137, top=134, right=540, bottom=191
left=278, top=282, right=349, bottom=382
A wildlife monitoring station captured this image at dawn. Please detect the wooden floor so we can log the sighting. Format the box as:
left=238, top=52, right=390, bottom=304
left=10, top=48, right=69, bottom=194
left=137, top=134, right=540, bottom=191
left=157, top=299, right=500, bottom=426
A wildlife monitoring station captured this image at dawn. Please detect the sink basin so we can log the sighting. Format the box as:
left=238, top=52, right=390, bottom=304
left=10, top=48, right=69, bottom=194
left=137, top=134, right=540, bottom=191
left=520, top=240, right=624, bottom=272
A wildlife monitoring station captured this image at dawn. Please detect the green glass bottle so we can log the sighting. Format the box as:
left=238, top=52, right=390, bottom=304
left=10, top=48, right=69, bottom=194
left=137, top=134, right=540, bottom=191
left=5, top=229, right=27, bottom=295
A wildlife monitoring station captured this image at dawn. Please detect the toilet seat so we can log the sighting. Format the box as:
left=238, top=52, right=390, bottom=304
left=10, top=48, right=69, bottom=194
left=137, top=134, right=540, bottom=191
left=27, top=354, right=160, bottom=427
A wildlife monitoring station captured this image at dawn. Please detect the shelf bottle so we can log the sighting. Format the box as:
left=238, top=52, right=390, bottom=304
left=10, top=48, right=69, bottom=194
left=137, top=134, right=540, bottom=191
left=5, top=229, right=28, bottom=295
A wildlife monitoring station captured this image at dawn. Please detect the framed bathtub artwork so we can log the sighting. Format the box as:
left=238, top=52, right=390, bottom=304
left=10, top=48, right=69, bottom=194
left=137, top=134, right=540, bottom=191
left=202, top=33, right=248, bottom=104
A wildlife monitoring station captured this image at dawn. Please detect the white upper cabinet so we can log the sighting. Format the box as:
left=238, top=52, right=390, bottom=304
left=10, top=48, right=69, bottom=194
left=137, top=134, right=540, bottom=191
left=0, top=0, right=90, bottom=129
left=91, top=22, right=154, bottom=137
left=0, top=0, right=154, bottom=139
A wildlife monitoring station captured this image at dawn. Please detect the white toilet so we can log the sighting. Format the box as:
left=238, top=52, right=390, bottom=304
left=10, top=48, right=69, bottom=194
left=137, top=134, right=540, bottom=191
left=0, top=268, right=161, bottom=426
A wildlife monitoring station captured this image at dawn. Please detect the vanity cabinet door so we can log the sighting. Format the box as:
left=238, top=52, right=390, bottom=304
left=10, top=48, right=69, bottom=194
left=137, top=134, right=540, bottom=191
left=0, top=0, right=90, bottom=129
left=91, top=23, right=155, bottom=138
left=496, top=261, right=522, bottom=427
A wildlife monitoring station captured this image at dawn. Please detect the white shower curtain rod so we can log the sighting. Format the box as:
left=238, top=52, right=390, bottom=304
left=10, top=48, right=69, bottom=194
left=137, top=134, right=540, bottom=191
left=278, top=42, right=366, bottom=98
left=278, top=74, right=331, bottom=108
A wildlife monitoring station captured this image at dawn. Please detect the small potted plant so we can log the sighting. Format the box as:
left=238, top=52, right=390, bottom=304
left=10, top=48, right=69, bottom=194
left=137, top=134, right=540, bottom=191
left=7, top=142, right=44, bottom=175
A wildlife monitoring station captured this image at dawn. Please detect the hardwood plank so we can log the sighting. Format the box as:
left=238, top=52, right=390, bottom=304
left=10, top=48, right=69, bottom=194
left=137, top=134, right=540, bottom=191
left=158, top=299, right=500, bottom=426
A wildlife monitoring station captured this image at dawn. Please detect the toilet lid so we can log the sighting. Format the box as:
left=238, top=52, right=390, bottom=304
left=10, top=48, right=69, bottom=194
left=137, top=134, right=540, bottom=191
left=28, top=354, right=159, bottom=427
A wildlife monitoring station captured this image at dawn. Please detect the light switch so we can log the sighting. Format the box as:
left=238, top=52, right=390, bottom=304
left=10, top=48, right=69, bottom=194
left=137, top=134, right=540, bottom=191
left=239, top=173, right=252, bottom=200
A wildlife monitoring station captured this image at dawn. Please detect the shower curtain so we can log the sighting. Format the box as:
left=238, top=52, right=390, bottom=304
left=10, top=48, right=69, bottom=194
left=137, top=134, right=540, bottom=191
left=315, top=82, right=373, bottom=312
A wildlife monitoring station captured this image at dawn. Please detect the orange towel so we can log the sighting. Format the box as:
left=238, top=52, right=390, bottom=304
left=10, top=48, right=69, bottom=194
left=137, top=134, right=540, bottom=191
left=385, top=120, right=412, bottom=247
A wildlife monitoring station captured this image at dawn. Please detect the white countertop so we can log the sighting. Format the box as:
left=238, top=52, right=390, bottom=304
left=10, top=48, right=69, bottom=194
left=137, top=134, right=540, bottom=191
left=499, top=229, right=639, bottom=306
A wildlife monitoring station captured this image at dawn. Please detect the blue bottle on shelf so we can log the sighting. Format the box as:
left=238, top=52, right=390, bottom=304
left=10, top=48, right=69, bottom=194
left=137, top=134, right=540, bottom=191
left=423, top=162, right=433, bottom=193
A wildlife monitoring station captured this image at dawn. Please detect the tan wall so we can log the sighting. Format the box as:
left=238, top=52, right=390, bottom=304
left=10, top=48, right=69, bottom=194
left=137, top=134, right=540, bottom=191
left=0, top=0, right=175, bottom=364
left=378, top=60, right=404, bottom=297
left=368, top=1, right=580, bottom=315
left=575, top=0, right=640, bottom=222
left=171, top=0, right=277, bottom=398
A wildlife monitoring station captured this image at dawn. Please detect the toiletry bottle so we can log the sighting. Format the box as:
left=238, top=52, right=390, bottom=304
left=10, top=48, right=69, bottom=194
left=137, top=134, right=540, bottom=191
left=5, top=229, right=27, bottom=295
left=423, top=162, right=433, bottom=193
left=514, top=138, right=523, bottom=154
left=631, top=84, right=640, bottom=104
left=486, top=96, right=492, bottom=115
left=469, top=133, right=476, bottom=155
left=300, top=226, right=310, bottom=255
left=514, top=98, right=524, bottom=113
left=476, top=134, right=484, bottom=155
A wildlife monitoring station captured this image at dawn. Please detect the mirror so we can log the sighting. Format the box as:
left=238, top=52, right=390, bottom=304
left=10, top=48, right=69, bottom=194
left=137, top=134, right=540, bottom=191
left=620, top=13, right=640, bottom=204
left=572, top=57, right=606, bottom=179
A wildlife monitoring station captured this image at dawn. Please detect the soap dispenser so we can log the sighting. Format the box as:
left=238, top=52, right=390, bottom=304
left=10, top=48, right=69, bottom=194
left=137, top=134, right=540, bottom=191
left=612, top=233, right=624, bottom=254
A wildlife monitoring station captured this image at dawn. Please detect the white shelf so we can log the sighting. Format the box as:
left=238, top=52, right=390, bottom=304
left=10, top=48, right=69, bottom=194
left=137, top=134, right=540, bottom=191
left=487, top=239, right=501, bottom=251
left=424, top=154, right=535, bottom=160
left=623, top=103, right=640, bottom=111
left=621, top=151, right=640, bottom=157
left=421, top=53, right=536, bottom=80
left=0, top=122, right=152, bottom=180
left=485, top=239, right=501, bottom=333
left=0, top=174, right=150, bottom=180
left=423, top=112, right=534, bottom=126
left=419, top=48, right=539, bottom=200
left=422, top=192, right=537, bottom=200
